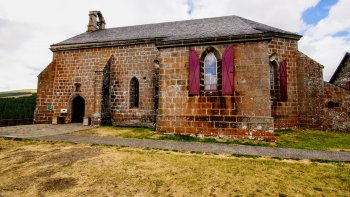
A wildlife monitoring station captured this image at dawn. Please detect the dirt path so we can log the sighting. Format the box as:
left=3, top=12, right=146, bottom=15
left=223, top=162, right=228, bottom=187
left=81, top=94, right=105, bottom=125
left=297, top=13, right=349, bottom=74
left=34, top=134, right=350, bottom=162
left=0, top=124, right=91, bottom=137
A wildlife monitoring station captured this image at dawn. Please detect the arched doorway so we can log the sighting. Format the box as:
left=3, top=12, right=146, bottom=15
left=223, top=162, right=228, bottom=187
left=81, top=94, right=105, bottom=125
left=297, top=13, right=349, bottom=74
left=72, top=96, right=85, bottom=123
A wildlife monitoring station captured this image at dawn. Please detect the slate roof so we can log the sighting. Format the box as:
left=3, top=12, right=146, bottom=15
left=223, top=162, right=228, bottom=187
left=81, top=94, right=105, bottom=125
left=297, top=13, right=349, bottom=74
left=52, top=15, right=301, bottom=50
left=329, top=52, right=350, bottom=83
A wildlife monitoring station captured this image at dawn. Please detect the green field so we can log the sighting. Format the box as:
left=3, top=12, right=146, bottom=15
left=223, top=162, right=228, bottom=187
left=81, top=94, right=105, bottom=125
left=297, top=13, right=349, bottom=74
left=0, top=89, right=36, bottom=98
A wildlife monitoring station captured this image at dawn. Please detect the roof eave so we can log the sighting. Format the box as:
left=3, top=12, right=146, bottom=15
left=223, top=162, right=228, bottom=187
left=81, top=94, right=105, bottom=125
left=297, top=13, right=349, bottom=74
left=50, top=38, right=161, bottom=52
left=50, top=32, right=302, bottom=52
left=156, top=33, right=301, bottom=48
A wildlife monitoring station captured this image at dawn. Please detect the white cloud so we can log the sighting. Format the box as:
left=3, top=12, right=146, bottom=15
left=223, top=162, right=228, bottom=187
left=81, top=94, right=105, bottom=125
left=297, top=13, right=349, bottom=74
left=299, top=0, right=350, bottom=80
left=191, top=0, right=319, bottom=32
left=0, top=0, right=348, bottom=91
left=0, top=0, right=188, bottom=91
left=0, top=19, right=33, bottom=52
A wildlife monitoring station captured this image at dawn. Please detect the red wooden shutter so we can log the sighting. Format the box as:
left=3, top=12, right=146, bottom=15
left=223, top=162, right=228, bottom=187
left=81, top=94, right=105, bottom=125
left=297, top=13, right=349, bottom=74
left=189, top=47, right=200, bottom=95
left=346, top=81, right=350, bottom=91
left=279, top=60, right=288, bottom=102
left=222, top=45, right=234, bottom=95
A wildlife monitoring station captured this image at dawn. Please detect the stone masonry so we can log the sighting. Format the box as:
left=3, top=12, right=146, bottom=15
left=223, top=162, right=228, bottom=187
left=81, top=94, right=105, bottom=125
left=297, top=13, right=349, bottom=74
left=34, top=11, right=350, bottom=140
left=35, top=44, right=159, bottom=127
left=157, top=42, right=275, bottom=140
left=330, top=52, right=350, bottom=89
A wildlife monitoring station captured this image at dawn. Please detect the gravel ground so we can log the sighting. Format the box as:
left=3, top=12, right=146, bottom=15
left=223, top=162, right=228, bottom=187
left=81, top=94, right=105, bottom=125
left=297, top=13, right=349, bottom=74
left=35, top=134, right=350, bottom=162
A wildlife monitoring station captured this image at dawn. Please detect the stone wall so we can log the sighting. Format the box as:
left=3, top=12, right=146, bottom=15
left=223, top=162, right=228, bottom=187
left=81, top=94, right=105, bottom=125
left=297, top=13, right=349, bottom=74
left=296, top=53, right=350, bottom=132
left=322, top=82, right=350, bottom=132
left=297, top=53, right=325, bottom=129
left=109, top=44, right=159, bottom=127
left=332, top=56, right=350, bottom=89
left=34, top=44, right=159, bottom=126
left=157, top=42, right=275, bottom=140
left=34, top=60, right=56, bottom=123
left=268, top=38, right=299, bottom=128
left=35, top=36, right=348, bottom=134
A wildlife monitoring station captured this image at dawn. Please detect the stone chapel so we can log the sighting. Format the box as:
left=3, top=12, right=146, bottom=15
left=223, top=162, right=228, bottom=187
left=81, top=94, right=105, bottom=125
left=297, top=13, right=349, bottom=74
left=34, top=11, right=350, bottom=140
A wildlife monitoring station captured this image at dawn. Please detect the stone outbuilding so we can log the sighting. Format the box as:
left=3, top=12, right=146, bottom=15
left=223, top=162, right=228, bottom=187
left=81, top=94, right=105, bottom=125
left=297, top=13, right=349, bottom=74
left=34, top=11, right=350, bottom=139
left=330, top=52, right=350, bottom=90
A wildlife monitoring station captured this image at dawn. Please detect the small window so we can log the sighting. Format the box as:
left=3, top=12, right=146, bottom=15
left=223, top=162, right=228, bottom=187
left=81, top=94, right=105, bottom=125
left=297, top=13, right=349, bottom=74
left=327, top=101, right=340, bottom=108
left=74, top=83, right=81, bottom=92
left=204, top=53, right=218, bottom=91
left=130, top=77, right=139, bottom=108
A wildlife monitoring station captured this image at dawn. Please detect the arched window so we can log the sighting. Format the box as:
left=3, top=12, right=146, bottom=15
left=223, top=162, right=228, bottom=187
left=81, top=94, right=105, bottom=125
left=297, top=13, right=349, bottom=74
left=200, top=47, right=222, bottom=94
left=269, top=60, right=280, bottom=100
left=204, top=53, right=218, bottom=91
left=269, top=63, right=275, bottom=91
left=190, top=46, right=233, bottom=96
left=130, top=77, right=139, bottom=108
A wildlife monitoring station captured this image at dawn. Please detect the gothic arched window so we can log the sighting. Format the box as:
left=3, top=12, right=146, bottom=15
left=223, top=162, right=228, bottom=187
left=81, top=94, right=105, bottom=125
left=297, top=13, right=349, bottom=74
left=269, top=60, right=280, bottom=100
left=204, top=53, right=218, bottom=91
left=200, top=47, right=222, bottom=94
left=130, top=77, right=139, bottom=108
left=190, top=46, right=234, bottom=96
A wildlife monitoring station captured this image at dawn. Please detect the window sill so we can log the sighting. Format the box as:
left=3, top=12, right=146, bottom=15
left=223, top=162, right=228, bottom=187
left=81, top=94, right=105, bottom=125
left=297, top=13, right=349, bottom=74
left=201, top=91, right=221, bottom=96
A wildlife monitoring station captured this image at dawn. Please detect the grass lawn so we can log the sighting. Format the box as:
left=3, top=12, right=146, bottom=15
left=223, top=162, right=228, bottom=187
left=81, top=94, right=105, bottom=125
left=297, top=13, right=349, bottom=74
left=0, top=138, right=349, bottom=196
left=275, top=129, right=350, bottom=151
left=70, top=127, right=350, bottom=152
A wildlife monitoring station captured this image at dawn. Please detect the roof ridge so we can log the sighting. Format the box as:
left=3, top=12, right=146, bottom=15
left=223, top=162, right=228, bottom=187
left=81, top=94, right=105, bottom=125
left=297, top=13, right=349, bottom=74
left=53, top=14, right=301, bottom=48
left=104, top=15, right=242, bottom=30
left=235, top=16, right=297, bottom=35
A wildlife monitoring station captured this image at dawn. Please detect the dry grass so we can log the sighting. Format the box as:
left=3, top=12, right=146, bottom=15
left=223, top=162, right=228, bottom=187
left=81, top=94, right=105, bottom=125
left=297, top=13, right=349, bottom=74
left=71, top=126, right=159, bottom=139
left=0, top=138, right=349, bottom=196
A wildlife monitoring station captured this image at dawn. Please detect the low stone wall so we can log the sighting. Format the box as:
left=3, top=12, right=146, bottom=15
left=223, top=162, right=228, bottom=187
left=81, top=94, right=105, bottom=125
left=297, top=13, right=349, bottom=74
left=321, top=82, right=350, bottom=132
left=0, top=119, right=33, bottom=127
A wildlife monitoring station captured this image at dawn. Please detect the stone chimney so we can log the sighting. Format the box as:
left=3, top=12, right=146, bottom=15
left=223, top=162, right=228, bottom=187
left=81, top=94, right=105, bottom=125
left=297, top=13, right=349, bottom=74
left=87, top=11, right=106, bottom=32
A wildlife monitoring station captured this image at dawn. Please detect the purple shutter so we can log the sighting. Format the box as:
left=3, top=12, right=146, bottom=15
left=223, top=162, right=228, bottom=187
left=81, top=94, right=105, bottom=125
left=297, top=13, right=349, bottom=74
left=346, top=81, right=350, bottom=91
left=222, top=45, right=234, bottom=95
left=189, top=47, right=200, bottom=95
left=279, top=60, right=288, bottom=102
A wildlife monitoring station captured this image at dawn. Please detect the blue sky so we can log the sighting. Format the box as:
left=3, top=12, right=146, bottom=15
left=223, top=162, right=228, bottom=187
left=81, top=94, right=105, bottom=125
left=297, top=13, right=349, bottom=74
left=0, top=0, right=349, bottom=91
left=187, top=0, right=194, bottom=15
left=302, top=0, right=338, bottom=25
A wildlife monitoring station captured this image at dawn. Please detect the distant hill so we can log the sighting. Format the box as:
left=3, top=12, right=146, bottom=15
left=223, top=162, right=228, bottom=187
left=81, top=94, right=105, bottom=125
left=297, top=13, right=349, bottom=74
left=0, top=92, right=36, bottom=120
left=0, top=89, right=37, bottom=98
